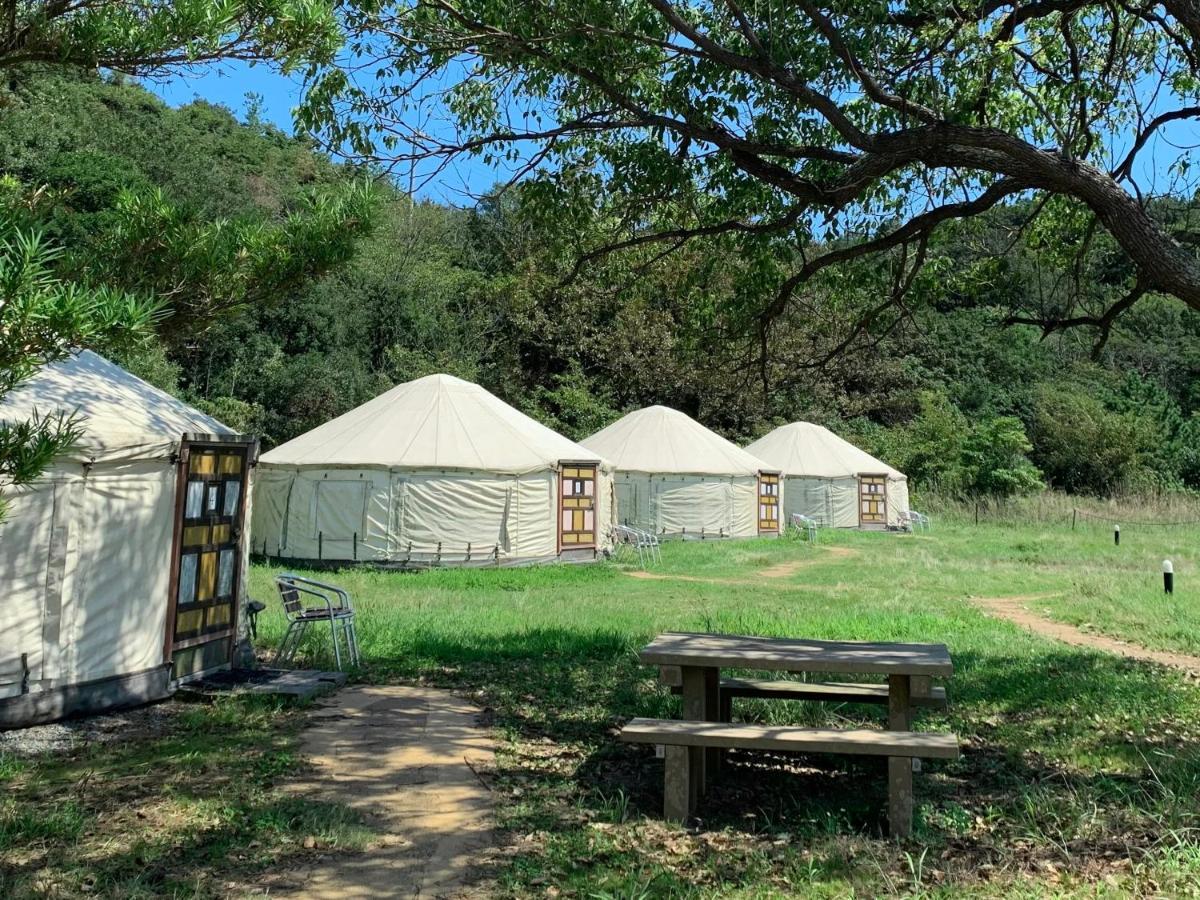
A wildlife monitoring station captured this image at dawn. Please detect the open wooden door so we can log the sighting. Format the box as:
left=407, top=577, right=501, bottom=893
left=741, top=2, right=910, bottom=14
left=757, top=472, right=780, bottom=534
left=165, top=440, right=252, bottom=680
left=558, top=464, right=597, bottom=551
left=858, top=474, right=888, bottom=527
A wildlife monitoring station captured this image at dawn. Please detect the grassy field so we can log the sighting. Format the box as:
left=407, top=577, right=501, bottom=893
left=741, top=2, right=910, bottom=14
left=3, top=520, right=1200, bottom=897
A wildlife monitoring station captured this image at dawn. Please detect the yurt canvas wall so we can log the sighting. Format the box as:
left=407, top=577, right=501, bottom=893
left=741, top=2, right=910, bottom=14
left=252, top=374, right=614, bottom=566
left=0, top=352, right=255, bottom=728
left=745, top=422, right=909, bottom=529
left=582, top=406, right=782, bottom=539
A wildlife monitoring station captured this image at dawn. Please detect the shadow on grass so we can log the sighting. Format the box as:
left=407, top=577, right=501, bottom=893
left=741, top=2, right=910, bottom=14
left=363, top=628, right=1200, bottom=867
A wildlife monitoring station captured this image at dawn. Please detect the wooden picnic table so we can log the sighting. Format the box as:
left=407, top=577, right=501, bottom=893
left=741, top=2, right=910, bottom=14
left=634, top=631, right=956, bottom=836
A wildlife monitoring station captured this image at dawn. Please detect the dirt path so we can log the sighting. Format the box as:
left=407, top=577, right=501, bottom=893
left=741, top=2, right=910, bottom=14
left=971, top=594, right=1200, bottom=676
left=266, top=685, right=496, bottom=899
left=625, top=545, right=860, bottom=587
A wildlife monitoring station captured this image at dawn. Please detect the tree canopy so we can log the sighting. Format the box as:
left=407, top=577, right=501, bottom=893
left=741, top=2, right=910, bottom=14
left=1, top=0, right=342, bottom=74
left=303, top=0, right=1200, bottom=361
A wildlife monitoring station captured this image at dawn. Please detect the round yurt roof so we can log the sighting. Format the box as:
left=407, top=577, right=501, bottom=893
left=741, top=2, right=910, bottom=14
left=260, top=373, right=604, bottom=474
left=0, top=350, right=232, bottom=461
left=581, top=405, right=773, bottom=477
left=745, top=422, right=905, bottom=480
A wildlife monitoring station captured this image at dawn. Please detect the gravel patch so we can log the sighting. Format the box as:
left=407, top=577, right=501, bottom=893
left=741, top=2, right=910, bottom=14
left=0, top=701, right=181, bottom=757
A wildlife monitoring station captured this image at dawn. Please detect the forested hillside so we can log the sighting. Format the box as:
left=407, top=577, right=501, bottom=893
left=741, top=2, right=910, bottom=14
left=4, top=66, right=1198, bottom=497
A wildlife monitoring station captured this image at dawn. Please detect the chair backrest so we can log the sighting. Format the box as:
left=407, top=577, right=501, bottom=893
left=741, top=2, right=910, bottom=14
left=277, top=580, right=305, bottom=620
left=276, top=573, right=352, bottom=620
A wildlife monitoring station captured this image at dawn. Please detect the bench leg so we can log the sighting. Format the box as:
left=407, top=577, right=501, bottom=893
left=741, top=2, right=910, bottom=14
left=888, top=757, right=914, bottom=838
left=680, top=666, right=719, bottom=793
left=887, top=674, right=915, bottom=836
left=909, top=675, right=930, bottom=775
left=664, top=745, right=694, bottom=822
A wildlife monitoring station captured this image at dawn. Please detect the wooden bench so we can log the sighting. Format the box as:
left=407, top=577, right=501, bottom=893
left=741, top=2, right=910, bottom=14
left=662, top=668, right=947, bottom=718
left=621, top=717, right=960, bottom=831
left=667, top=674, right=946, bottom=709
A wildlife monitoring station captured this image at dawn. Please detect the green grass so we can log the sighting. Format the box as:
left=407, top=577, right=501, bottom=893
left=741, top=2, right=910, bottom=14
left=0, top=697, right=375, bottom=899
left=243, top=522, right=1200, bottom=897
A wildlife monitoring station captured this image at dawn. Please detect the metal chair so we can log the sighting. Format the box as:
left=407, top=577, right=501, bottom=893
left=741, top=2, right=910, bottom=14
left=273, top=573, right=361, bottom=671
left=638, top=527, right=662, bottom=564
left=790, top=513, right=819, bottom=542
left=899, top=510, right=932, bottom=532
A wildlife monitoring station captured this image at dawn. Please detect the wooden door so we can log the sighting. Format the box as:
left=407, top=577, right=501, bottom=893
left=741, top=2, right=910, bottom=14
left=758, top=473, right=780, bottom=534
left=166, top=441, right=251, bottom=679
left=859, top=475, right=888, bottom=527
left=559, top=464, right=597, bottom=550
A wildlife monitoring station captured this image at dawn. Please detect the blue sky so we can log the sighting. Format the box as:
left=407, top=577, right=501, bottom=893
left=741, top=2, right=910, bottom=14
left=141, top=61, right=500, bottom=203
left=143, top=60, right=1192, bottom=208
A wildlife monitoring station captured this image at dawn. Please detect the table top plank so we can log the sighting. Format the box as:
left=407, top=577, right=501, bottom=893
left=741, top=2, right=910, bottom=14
left=639, top=632, right=953, bottom=676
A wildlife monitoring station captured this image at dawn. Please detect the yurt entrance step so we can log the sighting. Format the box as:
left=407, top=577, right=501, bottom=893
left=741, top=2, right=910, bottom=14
left=175, top=668, right=346, bottom=702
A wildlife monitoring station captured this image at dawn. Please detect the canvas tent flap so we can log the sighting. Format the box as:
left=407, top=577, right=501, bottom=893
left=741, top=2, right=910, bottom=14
left=0, top=350, right=232, bottom=461
left=583, top=406, right=772, bottom=476
left=68, top=461, right=175, bottom=683
left=260, top=373, right=607, bottom=475
left=253, top=467, right=606, bottom=563
left=655, top=478, right=734, bottom=534
left=746, top=422, right=904, bottom=481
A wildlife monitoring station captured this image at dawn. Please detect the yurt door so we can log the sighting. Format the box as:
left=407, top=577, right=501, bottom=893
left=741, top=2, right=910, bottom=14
left=858, top=475, right=888, bottom=527
left=167, top=442, right=250, bottom=680
left=558, top=464, right=597, bottom=550
left=758, top=473, right=780, bottom=534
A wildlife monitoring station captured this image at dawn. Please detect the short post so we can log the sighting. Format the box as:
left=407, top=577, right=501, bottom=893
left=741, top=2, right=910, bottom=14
left=1164, top=559, right=1174, bottom=595
left=1114, top=524, right=1120, bottom=546
left=1072, top=509, right=1077, bottom=530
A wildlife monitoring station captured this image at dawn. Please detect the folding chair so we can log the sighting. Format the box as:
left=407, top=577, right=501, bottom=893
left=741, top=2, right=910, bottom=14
left=273, top=573, right=361, bottom=671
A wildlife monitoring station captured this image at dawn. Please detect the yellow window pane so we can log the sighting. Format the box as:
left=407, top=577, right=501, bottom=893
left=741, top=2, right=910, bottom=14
left=218, top=454, right=242, bottom=475
left=207, top=603, right=231, bottom=628
left=190, top=454, right=216, bottom=475
left=176, top=609, right=203, bottom=634
left=211, top=524, right=231, bottom=544
left=197, top=552, right=217, bottom=601
left=573, top=510, right=584, bottom=531
left=182, top=525, right=210, bottom=546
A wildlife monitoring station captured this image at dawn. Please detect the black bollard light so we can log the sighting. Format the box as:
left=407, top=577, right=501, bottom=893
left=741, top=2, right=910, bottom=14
left=1164, top=559, right=1174, bottom=595
left=1114, top=524, right=1120, bottom=546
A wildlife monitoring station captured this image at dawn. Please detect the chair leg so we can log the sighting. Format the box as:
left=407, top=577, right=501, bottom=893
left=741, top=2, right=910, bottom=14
left=328, top=615, right=342, bottom=671
left=274, top=621, right=299, bottom=667
left=346, top=620, right=361, bottom=666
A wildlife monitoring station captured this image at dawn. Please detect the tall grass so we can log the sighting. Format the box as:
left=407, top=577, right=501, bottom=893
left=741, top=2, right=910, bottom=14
left=920, top=489, right=1200, bottom=526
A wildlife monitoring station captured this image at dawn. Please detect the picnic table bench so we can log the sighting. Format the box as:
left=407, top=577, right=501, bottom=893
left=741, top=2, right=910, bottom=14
left=619, top=632, right=959, bottom=837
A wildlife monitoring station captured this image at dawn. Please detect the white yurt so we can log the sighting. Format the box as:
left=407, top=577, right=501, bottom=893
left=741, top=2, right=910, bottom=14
left=252, top=374, right=614, bottom=566
left=0, top=351, right=256, bottom=728
left=745, top=422, right=909, bottom=528
left=581, top=406, right=782, bottom=538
